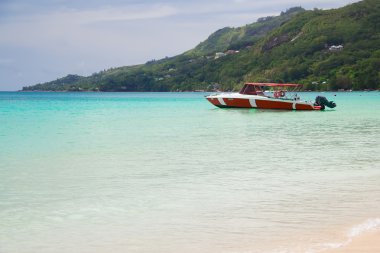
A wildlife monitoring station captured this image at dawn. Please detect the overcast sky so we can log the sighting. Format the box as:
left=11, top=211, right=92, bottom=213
left=0, top=0, right=357, bottom=91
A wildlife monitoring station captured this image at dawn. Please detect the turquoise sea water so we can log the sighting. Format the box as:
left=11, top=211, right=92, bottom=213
left=0, top=91, right=379, bottom=253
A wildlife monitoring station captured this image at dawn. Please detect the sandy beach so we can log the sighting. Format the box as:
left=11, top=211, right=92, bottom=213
left=325, top=229, right=380, bottom=253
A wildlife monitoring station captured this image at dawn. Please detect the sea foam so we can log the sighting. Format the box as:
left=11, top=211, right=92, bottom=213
left=314, top=218, right=380, bottom=253
left=347, top=218, right=380, bottom=238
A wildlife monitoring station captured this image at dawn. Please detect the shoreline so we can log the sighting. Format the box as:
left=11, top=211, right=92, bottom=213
left=324, top=229, right=380, bottom=253
left=314, top=218, right=380, bottom=253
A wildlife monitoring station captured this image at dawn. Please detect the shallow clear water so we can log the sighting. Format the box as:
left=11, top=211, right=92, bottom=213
left=0, top=92, right=379, bottom=253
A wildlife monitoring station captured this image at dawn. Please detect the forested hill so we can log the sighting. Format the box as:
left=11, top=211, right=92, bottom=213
left=23, top=0, right=380, bottom=92
left=187, top=7, right=305, bottom=56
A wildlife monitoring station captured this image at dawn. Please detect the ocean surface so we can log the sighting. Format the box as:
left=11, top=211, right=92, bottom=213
left=0, top=91, right=379, bottom=253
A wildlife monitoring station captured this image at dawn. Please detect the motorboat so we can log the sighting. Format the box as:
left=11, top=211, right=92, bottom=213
left=206, top=82, right=336, bottom=110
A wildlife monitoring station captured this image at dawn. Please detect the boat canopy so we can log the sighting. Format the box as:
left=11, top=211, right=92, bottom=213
left=239, top=82, right=302, bottom=95
left=245, top=82, right=302, bottom=87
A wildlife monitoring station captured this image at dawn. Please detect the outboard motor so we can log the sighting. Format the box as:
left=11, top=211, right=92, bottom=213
left=314, top=96, right=336, bottom=110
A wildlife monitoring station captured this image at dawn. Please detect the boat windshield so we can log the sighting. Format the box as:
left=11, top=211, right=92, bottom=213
left=239, top=84, right=264, bottom=96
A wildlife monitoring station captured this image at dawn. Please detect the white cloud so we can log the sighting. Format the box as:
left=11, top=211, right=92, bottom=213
left=0, top=4, right=179, bottom=52
left=47, top=4, right=178, bottom=24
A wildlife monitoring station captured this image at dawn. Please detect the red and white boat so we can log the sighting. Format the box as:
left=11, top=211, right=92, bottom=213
left=206, top=82, right=336, bottom=110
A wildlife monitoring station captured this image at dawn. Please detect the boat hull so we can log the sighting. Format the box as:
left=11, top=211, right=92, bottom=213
left=206, top=94, right=321, bottom=110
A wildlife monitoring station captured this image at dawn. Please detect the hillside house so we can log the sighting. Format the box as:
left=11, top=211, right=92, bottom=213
left=215, top=52, right=226, bottom=59
left=329, top=45, right=344, bottom=52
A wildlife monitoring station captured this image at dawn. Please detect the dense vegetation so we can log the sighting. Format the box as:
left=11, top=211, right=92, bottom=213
left=23, top=1, right=380, bottom=92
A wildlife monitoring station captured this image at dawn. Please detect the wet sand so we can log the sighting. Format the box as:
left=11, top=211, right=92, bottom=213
left=325, top=229, right=380, bottom=253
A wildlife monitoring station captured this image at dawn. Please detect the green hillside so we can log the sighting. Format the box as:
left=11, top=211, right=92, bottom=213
left=187, top=7, right=304, bottom=56
left=22, top=0, right=380, bottom=92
